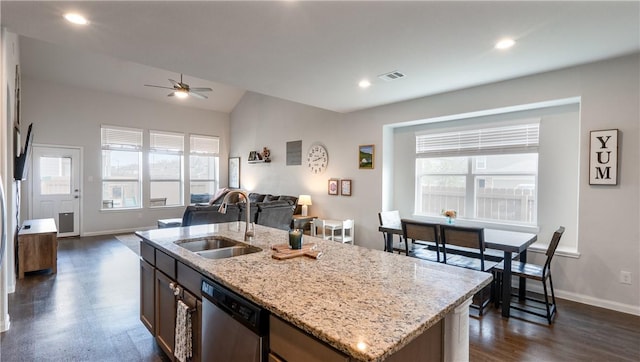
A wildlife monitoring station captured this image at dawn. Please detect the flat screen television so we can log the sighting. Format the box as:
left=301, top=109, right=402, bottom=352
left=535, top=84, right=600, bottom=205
left=14, top=123, right=33, bottom=181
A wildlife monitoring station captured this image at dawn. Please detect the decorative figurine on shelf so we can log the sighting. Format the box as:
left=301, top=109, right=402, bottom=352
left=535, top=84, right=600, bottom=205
left=262, top=147, right=271, bottom=162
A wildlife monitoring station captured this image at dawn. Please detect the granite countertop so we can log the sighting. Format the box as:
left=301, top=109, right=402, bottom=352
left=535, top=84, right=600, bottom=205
left=136, top=222, right=492, bottom=361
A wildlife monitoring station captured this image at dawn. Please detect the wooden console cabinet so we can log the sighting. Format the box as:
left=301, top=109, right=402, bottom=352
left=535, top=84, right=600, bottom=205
left=18, top=218, right=58, bottom=279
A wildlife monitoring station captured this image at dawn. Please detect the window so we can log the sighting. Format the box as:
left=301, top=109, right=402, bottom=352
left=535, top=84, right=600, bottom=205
left=149, top=131, right=184, bottom=207
left=189, top=135, right=219, bottom=204
left=40, top=156, right=72, bottom=195
left=102, top=126, right=142, bottom=209
left=415, top=122, right=539, bottom=226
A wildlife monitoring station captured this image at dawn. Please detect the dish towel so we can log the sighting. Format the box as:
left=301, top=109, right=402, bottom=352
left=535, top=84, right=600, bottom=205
left=174, top=300, right=193, bottom=362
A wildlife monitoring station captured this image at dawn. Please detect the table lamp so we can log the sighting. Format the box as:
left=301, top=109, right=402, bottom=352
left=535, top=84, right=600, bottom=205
left=298, top=195, right=312, bottom=216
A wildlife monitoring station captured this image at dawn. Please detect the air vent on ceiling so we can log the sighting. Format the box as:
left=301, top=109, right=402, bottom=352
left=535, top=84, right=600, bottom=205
left=378, top=70, right=406, bottom=82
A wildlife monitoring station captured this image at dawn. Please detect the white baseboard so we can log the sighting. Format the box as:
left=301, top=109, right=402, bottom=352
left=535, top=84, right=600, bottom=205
left=82, top=225, right=156, bottom=237
left=509, top=279, right=640, bottom=316
left=555, top=289, right=640, bottom=316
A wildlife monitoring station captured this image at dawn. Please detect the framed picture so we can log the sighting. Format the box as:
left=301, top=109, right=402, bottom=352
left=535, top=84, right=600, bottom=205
left=340, top=179, right=352, bottom=196
left=359, top=144, right=375, bottom=169
left=229, top=157, right=240, bottom=189
left=248, top=151, right=257, bottom=161
left=589, top=129, right=619, bottom=185
left=328, top=179, right=339, bottom=195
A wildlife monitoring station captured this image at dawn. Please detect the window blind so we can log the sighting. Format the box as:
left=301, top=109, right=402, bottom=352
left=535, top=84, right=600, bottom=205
left=416, top=122, right=539, bottom=156
left=101, top=126, right=142, bottom=150
left=190, top=135, right=219, bottom=155
left=150, top=131, right=184, bottom=153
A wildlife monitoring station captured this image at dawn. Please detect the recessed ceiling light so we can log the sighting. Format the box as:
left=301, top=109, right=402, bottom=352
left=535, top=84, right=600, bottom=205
left=495, top=38, right=516, bottom=50
left=358, top=80, right=371, bottom=88
left=64, top=13, right=89, bottom=25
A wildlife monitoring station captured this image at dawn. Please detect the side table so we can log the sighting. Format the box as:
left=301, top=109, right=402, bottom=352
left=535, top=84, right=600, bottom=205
left=18, top=218, right=58, bottom=279
left=291, top=215, right=317, bottom=234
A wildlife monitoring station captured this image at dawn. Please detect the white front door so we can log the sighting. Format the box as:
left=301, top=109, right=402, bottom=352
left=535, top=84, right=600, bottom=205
left=31, top=146, right=81, bottom=237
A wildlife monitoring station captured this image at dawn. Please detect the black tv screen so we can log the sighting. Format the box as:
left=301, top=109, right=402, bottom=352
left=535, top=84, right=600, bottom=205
left=14, top=123, right=33, bottom=181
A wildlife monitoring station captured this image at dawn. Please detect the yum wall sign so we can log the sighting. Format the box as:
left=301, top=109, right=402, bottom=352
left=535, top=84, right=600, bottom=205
left=589, top=129, right=619, bottom=185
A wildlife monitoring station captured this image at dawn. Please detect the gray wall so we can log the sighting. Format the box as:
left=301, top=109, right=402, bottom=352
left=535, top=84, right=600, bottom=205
left=230, top=54, right=640, bottom=314
left=21, top=77, right=230, bottom=235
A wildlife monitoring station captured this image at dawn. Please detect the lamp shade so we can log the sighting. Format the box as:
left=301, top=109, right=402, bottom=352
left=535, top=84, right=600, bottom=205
left=298, top=195, right=312, bottom=206
left=298, top=195, right=312, bottom=216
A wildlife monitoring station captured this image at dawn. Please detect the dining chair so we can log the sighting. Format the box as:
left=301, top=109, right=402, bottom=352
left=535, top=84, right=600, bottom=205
left=493, top=226, right=565, bottom=324
left=378, top=210, right=407, bottom=255
left=311, top=218, right=330, bottom=240
left=440, top=225, right=497, bottom=316
left=333, top=219, right=354, bottom=245
left=401, top=219, right=441, bottom=262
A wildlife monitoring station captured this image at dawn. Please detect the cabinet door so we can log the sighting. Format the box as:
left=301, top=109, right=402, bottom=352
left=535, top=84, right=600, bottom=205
left=181, top=290, right=202, bottom=362
left=155, top=271, right=176, bottom=361
left=140, top=259, right=155, bottom=333
left=270, top=315, right=349, bottom=362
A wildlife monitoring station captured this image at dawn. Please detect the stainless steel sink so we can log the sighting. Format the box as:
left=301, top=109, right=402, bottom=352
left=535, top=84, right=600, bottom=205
left=175, top=237, right=240, bottom=252
left=195, top=245, right=262, bottom=259
left=175, top=236, right=262, bottom=259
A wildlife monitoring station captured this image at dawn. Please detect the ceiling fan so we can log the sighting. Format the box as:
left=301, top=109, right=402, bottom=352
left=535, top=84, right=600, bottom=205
left=144, top=74, right=212, bottom=99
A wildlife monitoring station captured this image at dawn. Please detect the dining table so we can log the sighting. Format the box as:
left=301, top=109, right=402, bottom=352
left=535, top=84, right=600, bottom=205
left=378, top=223, right=537, bottom=318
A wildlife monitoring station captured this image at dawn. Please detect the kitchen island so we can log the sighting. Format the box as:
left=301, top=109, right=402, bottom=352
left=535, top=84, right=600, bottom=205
left=136, top=222, right=491, bottom=362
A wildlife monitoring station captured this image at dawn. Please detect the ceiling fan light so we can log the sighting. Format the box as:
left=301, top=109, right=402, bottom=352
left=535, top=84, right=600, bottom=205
left=175, top=90, right=189, bottom=99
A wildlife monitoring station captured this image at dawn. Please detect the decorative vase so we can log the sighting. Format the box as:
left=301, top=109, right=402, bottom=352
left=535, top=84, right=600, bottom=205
left=446, top=216, right=455, bottom=225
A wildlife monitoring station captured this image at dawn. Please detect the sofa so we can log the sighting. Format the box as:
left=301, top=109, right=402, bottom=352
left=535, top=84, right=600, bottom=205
left=181, top=192, right=299, bottom=230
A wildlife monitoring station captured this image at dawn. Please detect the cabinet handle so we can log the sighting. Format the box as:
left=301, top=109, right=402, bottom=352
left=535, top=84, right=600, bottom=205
left=169, top=282, right=181, bottom=296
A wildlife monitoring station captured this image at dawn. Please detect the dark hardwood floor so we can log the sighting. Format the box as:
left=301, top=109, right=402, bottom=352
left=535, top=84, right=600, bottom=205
left=2, top=234, right=639, bottom=361
left=1, top=235, right=169, bottom=362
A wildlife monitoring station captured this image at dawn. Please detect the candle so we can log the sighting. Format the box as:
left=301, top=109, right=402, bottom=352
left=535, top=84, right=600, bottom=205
left=289, top=229, right=303, bottom=249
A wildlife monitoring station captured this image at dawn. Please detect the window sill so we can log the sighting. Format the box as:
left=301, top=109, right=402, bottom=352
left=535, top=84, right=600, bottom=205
left=528, top=244, right=580, bottom=258
left=100, top=207, right=142, bottom=212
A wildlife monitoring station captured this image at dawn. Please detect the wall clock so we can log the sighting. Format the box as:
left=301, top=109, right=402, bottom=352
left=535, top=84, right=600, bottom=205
left=307, top=143, right=328, bottom=174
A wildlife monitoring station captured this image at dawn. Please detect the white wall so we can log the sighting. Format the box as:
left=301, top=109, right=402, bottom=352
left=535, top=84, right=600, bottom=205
left=1, top=28, right=21, bottom=331
left=21, top=77, right=230, bottom=235
left=229, top=92, right=346, bottom=218
left=231, top=54, right=639, bottom=314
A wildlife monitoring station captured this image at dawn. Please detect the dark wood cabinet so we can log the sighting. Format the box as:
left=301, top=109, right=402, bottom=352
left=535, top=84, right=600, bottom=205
left=155, top=270, right=177, bottom=360
left=140, top=240, right=202, bottom=362
left=140, top=259, right=155, bottom=333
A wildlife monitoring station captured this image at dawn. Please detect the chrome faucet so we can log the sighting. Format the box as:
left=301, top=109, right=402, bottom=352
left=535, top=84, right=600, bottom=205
left=218, top=190, right=254, bottom=241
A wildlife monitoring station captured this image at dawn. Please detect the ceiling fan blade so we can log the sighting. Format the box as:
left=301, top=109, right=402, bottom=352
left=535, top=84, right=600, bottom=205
left=169, top=79, right=180, bottom=87
left=145, top=84, right=175, bottom=90
left=167, top=92, right=175, bottom=97
left=190, top=87, right=213, bottom=92
left=189, top=91, right=208, bottom=100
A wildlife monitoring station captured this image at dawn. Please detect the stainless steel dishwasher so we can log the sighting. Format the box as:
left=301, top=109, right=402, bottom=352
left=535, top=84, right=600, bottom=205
left=201, top=279, right=269, bottom=362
